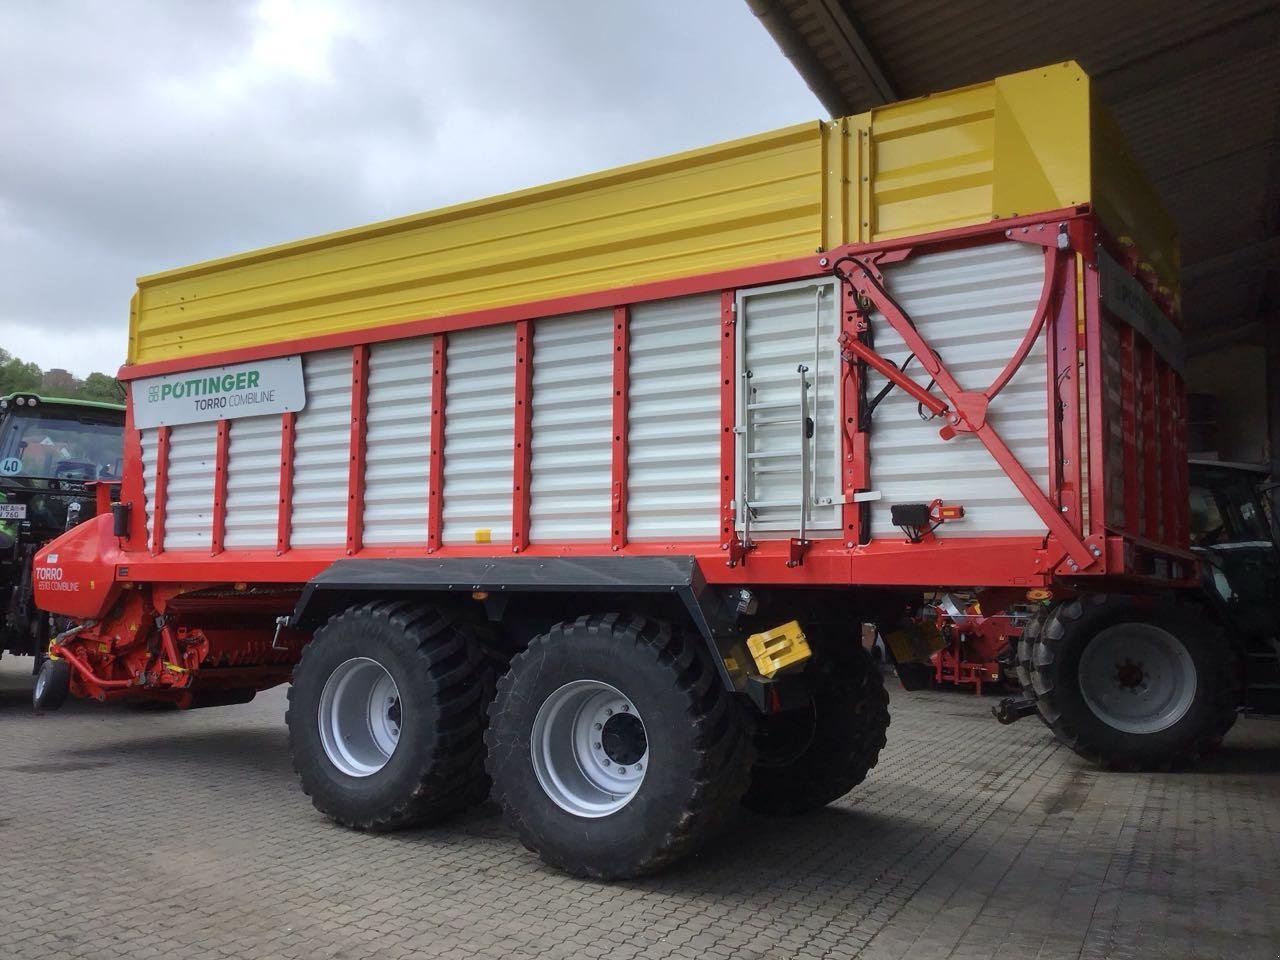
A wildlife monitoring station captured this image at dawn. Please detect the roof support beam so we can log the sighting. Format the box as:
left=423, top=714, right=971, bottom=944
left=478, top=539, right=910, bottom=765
left=808, top=0, right=897, bottom=106
left=1183, top=237, right=1280, bottom=283
left=747, top=0, right=895, bottom=116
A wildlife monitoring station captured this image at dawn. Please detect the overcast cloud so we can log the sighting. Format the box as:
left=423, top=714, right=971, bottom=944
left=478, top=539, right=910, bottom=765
left=0, top=0, right=819, bottom=376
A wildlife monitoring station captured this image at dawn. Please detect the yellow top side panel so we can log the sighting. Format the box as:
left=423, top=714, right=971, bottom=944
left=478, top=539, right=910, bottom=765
left=129, top=62, right=1165, bottom=367
left=864, top=61, right=1090, bottom=242
left=1091, top=101, right=1179, bottom=294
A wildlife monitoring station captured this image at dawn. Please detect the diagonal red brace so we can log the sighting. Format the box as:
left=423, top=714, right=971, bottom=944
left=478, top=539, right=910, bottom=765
left=836, top=248, right=1096, bottom=572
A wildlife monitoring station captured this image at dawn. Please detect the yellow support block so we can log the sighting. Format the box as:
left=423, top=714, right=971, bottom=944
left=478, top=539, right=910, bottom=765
left=746, top=621, right=812, bottom=678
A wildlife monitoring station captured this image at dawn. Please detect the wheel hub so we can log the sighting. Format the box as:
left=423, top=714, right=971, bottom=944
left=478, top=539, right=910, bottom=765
left=317, top=657, right=402, bottom=778
left=1078, top=624, right=1196, bottom=735
left=530, top=680, right=648, bottom=818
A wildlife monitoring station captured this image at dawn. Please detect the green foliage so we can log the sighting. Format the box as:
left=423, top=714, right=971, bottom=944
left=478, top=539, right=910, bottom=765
left=0, top=349, right=121, bottom=404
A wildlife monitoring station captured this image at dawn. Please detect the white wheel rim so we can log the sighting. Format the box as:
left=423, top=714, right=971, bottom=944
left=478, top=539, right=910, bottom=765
left=317, top=657, right=402, bottom=777
left=530, top=680, right=648, bottom=818
left=1077, top=624, right=1197, bottom=735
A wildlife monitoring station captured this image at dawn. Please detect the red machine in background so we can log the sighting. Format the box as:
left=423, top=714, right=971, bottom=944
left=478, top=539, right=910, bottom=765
left=893, top=591, right=1035, bottom=695
left=928, top=594, right=1031, bottom=695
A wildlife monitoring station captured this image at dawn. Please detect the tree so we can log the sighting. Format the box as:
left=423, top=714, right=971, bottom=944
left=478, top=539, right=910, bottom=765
left=79, top=372, right=123, bottom=403
left=0, top=356, right=42, bottom=395
left=0, top=349, right=121, bottom=402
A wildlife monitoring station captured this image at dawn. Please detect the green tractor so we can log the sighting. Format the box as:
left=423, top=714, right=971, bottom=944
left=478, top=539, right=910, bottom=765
left=998, top=459, right=1280, bottom=768
left=1, top=392, right=125, bottom=672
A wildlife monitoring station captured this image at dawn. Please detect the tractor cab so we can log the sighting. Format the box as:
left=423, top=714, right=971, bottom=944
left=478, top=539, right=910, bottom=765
left=1189, top=460, right=1280, bottom=639
left=1, top=392, right=125, bottom=660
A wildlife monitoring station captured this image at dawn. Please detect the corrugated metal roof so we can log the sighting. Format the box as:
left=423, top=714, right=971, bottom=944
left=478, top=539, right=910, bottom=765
left=750, top=0, right=1280, bottom=349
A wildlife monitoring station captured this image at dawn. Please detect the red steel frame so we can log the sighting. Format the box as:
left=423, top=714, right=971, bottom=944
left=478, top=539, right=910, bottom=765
left=512, top=321, right=533, bottom=552
left=211, top=419, right=230, bottom=555
left=611, top=306, right=630, bottom=552
left=427, top=335, right=447, bottom=553
left=346, top=345, right=370, bottom=555
left=276, top=412, right=296, bottom=555
left=89, top=209, right=1195, bottom=595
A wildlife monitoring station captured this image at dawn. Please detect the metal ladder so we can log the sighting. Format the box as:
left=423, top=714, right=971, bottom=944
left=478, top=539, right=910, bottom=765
left=736, top=286, right=829, bottom=565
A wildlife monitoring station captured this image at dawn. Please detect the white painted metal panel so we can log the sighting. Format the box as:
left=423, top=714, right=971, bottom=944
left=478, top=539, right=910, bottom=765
left=530, top=311, right=612, bottom=542
left=290, top=349, right=352, bottom=546
left=140, top=427, right=159, bottom=546
left=363, top=337, right=432, bottom=545
left=866, top=241, right=1051, bottom=538
left=442, top=324, right=515, bottom=544
left=736, top=279, right=840, bottom=533
left=162, top=421, right=217, bottom=550
left=627, top=294, right=721, bottom=540
left=224, top=414, right=281, bottom=549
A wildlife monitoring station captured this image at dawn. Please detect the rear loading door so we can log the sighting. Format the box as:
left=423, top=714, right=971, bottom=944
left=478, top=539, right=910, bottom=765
left=735, top=279, right=840, bottom=538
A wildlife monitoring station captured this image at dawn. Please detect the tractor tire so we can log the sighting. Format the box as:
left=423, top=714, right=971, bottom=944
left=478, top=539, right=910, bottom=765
left=485, top=613, right=753, bottom=880
left=287, top=601, right=491, bottom=831
left=32, top=657, right=71, bottom=712
left=743, top=642, right=890, bottom=816
left=1016, top=594, right=1238, bottom=770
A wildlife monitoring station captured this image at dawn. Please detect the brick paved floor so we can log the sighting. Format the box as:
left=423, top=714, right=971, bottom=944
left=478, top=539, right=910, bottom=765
left=2, top=654, right=1277, bottom=960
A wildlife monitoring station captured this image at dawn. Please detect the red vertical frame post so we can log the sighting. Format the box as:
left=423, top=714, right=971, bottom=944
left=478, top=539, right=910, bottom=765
left=150, top=425, right=171, bottom=556
left=276, top=412, right=296, bottom=554
left=1051, top=257, right=1082, bottom=533
left=427, top=335, right=447, bottom=552
left=346, top=345, right=369, bottom=555
left=210, top=419, right=230, bottom=555
left=839, top=274, right=866, bottom=545
left=718, top=291, right=737, bottom=554
left=119, top=394, right=150, bottom=551
left=1169, top=370, right=1189, bottom=548
left=610, top=306, right=630, bottom=551
left=1081, top=255, right=1106, bottom=537
left=512, top=320, right=534, bottom=552
left=1146, top=343, right=1167, bottom=542
left=1119, top=324, right=1139, bottom=535
left=1159, top=363, right=1180, bottom=546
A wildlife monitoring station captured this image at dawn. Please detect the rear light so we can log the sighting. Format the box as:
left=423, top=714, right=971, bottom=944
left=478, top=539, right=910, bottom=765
left=937, top=504, right=965, bottom=521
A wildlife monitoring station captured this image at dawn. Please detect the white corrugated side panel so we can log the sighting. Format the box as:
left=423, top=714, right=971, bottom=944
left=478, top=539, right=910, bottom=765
left=140, top=427, right=159, bottom=546
left=627, top=293, right=721, bottom=540
left=224, top=414, right=281, bottom=549
left=530, top=310, right=612, bottom=542
left=290, top=349, right=352, bottom=546
left=442, top=324, right=515, bottom=543
left=867, top=241, right=1051, bottom=538
left=739, top=280, right=839, bottom=531
left=162, top=421, right=217, bottom=550
left=363, top=336, right=432, bottom=545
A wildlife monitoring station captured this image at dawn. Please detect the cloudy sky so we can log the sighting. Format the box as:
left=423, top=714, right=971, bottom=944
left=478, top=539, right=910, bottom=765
left=1, top=0, right=820, bottom=377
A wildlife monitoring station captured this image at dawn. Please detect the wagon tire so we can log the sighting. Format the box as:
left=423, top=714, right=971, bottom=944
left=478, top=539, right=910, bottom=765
left=1016, top=594, right=1237, bottom=770
left=287, top=601, right=491, bottom=831
left=743, top=641, right=889, bottom=816
left=485, top=613, right=754, bottom=879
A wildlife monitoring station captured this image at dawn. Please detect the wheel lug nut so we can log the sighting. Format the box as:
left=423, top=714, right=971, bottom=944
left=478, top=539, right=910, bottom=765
left=602, top=758, right=610, bottom=766
left=621, top=704, right=630, bottom=712
left=594, top=722, right=602, bottom=730
left=618, top=767, right=626, bottom=774
left=605, top=708, right=613, bottom=716
left=594, top=742, right=602, bottom=750
left=635, top=762, right=643, bottom=771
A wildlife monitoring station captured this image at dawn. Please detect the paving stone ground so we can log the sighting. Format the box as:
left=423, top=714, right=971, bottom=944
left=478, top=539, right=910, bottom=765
left=1, top=654, right=1277, bottom=960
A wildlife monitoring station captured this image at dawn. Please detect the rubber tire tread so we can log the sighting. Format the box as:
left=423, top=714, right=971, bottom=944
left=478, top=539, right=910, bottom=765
left=1015, top=594, right=1238, bottom=770
left=287, top=600, right=491, bottom=831
left=743, top=642, right=889, bottom=816
left=486, top=612, right=754, bottom=880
